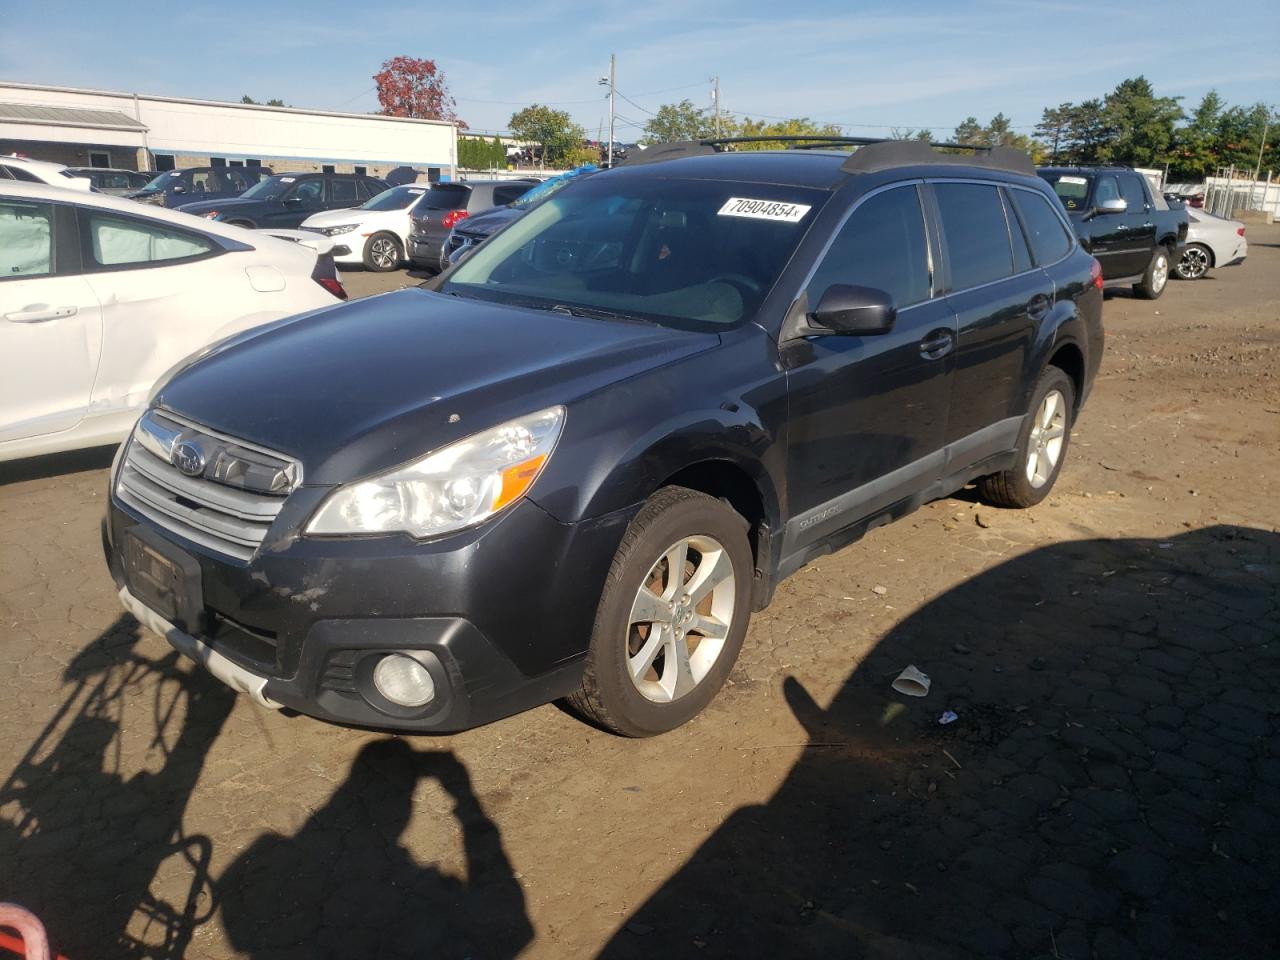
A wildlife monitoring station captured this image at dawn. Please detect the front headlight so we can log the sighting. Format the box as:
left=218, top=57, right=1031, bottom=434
left=319, top=224, right=358, bottom=236
left=306, top=405, right=565, bottom=539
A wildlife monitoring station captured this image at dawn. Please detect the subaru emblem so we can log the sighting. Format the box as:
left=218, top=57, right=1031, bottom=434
left=171, top=440, right=206, bottom=477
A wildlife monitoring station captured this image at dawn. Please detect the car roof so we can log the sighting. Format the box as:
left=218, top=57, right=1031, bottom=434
left=2, top=154, right=73, bottom=174
left=1038, top=166, right=1133, bottom=174
left=0, top=179, right=298, bottom=247
left=612, top=150, right=850, bottom=189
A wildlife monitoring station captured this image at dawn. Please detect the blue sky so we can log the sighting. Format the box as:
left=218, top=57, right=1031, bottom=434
left=2, top=0, right=1277, bottom=140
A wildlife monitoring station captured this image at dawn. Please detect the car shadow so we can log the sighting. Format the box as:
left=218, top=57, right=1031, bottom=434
left=0, top=444, right=118, bottom=487
left=0, top=615, right=236, bottom=959
left=597, top=525, right=1279, bottom=960
left=217, top=739, right=534, bottom=960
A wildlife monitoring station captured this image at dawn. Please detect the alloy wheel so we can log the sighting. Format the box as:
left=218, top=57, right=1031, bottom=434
left=1152, top=253, right=1169, bottom=292
left=371, top=237, right=398, bottom=269
left=1026, top=389, right=1067, bottom=489
left=1176, top=246, right=1209, bottom=280
left=625, top=535, right=736, bottom=703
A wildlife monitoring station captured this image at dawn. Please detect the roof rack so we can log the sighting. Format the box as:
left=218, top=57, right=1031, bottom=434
left=618, top=135, right=1036, bottom=177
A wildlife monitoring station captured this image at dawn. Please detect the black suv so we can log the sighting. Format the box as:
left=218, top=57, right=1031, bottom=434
left=407, top=178, right=540, bottom=272
left=103, top=139, right=1103, bottom=737
left=176, top=172, right=389, bottom=229
left=1038, top=165, right=1187, bottom=299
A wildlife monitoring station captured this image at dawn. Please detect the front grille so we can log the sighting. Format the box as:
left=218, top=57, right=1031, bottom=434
left=116, top=410, right=300, bottom=562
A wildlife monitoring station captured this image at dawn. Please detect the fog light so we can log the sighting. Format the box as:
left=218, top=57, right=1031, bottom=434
left=372, top=654, right=435, bottom=707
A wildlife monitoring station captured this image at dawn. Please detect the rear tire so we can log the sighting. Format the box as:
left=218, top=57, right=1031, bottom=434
left=1173, top=242, right=1211, bottom=280
left=568, top=487, right=753, bottom=737
left=1133, top=245, right=1170, bottom=299
left=363, top=232, right=402, bottom=272
left=978, top=367, right=1075, bottom=509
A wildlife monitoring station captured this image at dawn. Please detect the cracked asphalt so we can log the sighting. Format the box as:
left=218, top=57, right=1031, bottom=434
left=1, top=227, right=1277, bottom=960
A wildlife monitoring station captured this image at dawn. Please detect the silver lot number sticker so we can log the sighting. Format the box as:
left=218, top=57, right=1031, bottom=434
left=717, top=197, right=811, bottom=223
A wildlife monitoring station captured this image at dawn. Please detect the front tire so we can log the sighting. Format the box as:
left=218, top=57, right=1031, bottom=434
left=363, top=232, right=402, bottom=272
left=1133, top=245, right=1170, bottom=299
left=1173, top=243, right=1211, bottom=280
left=978, top=367, right=1075, bottom=509
left=568, top=487, right=753, bottom=737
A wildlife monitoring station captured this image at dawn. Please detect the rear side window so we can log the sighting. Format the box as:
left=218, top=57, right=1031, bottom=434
left=1119, top=174, right=1147, bottom=213
left=934, top=182, right=1014, bottom=290
left=493, top=184, right=530, bottom=206
left=808, top=185, right=931, bottom=309
left=330, top=179, right=358, bottom=204
left=0, top=200, right=54, bottom=278
left=3, top=164, right=43, bottom=183
left=420, top=185, right=469, bottom=210
left=83, top=212, right=215, bottom=268
left=1010, top=189, right=1072, bottom=265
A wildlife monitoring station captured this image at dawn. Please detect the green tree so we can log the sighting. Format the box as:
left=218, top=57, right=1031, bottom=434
left=508, top=104, right=586, bottom=167
left=643, top=99, right=718, bottom=142
left=1102, top=76, right=1182, bottom=167
left=730, top=116, right=843, bottom=150
left=890, top=128, right=934, bottom=142
left=240, top=95, right=289, bottom=107
left=950, top=114, right=1041, bottom=161
left=1035, top=104, right=1074, bottom=161
left=1169, top=91, right=1224, bottom=178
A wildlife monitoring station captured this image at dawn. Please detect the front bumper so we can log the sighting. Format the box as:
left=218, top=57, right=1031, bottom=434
left=104, top=493, right=634, bottom=732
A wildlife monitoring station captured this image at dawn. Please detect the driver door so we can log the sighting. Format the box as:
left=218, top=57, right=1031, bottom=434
left=267, top=178, right=325, bottom=227
left=780, top=184, right=956, bottom=555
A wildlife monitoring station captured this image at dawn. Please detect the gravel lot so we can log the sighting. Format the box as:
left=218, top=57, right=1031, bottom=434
left=2, top=228, right=1278, bottom=960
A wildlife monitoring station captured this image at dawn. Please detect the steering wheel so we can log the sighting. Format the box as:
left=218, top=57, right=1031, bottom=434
left=708, top=273, right=763, bottom=298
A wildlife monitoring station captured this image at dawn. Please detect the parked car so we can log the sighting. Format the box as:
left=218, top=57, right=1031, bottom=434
left=443, top=166, right=597, bottom=268
left=127, top=166, right=271, bottom=208
left=1038, top=165, right=1187, bottom=299
left=102, top=139, right=1103, bottom=737
left=179, top=172, right=389, bottom=230
left=1173, top=208, right=1248, bottom=280
left=0, top=181, right=345, bottom=462
left=407, top=178, right=540, bottom=272
left=66, top=168, right=156, bottom=196
left=0, top=155, right=92, bottom=191
left=300, top=183, right=430, bottom=271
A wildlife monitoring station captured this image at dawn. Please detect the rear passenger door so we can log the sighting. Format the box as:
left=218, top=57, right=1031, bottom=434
left=931, top=180, right=1052, bottom=465
left=783, top=183, right=957, bottom=551
left=326, top=178, right=360, bottom=211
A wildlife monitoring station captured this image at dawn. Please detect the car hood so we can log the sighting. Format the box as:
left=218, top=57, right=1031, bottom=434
left=457, top=206, right=522, bottom=238
left=300, top=207, right=364, bottom=227
left=154, top=288, right=719, bottom=484
left=176, top=197, right=263, bottom=215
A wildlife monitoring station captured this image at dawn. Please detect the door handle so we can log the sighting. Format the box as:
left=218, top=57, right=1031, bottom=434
left=1027, top=293, right=1051, bottom=321
left=918, top=329, right=954, bottom=360
left=4, top=304, right=77, bottom=324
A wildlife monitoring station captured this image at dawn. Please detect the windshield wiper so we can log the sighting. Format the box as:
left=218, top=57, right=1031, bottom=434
left=549, top=303, right=653, bottom=324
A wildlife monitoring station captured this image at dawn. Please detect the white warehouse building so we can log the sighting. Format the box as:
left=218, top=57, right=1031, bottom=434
left=0, top=81, right=457, bottom=181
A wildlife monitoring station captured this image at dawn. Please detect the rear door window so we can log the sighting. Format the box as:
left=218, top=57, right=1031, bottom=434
left=330, top=179, right=358, bottom=205
left=933, top=182, right=1015, bottom=290
left=1010, top=189, right=1073, bottom=265
left=82, top=211, right=216, bottom=269
left=0, top=200, right=55, bottom=278
left=807, top=185, right=931, bottom=308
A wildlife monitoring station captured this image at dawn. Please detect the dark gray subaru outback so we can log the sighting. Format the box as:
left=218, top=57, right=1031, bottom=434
left=104, top=138, right=1103, bottom=737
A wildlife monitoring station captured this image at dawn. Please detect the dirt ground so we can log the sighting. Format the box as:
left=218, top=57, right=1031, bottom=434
left=2, top=229, right=1278, bottom=960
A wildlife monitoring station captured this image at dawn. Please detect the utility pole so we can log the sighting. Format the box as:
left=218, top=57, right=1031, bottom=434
left=713, top=76, right=721, bottom=137
left=1252, top=108, right=1272, bottom=183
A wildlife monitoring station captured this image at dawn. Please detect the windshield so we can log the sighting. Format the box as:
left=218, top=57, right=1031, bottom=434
left=418, top=184, right=469, bottom=210
left=1038, top=172, right=1092, bottom=212
left=361, top=185, right=426, bottom=211
left=240, top=176, right=293, bottom=201
left=443, top=176, right=827, bottom=328
left=137, top=171, right=180, bottom=193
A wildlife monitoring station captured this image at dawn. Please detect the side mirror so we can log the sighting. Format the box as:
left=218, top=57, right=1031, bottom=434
left=171, top=184, right=186, bottom=194
left=1095, top=198, right=1126, bottom=215
left=810, top=284, right=897, bottom=335
left=282, top=196, right=300, bottom=205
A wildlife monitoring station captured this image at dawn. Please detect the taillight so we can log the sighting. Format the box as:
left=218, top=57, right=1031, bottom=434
left=441, top=209, right=470, bottom=230
left=1237, top=226, right=1246, bottom=237
left=1090, top=257, right=1104, bottom=291
left=310, top=253, right=348, bottom=300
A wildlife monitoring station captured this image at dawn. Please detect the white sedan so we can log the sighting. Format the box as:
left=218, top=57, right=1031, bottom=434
left=1173, top=209, right=1248, bottom=280
left=300, top=183, right=427, bottom=272
left=0, top=181, right=346, bottom=462
left=0, top=154, right=93, bottom=191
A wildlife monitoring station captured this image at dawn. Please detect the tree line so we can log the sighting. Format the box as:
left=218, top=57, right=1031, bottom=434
left=368, top=57, right=1275, bottom=180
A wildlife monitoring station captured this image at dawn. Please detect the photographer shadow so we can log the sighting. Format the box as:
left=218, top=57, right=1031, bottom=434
left=598, top=525, right=1279, bottom=960
left=219, top=739, right=533, bottom=960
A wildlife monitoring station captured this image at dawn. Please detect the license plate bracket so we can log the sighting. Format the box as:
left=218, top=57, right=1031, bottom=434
left=123, top=526, right=205, bottom=634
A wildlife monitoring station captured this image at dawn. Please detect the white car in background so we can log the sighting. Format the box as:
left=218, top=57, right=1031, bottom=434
left=0, top=181, right=347, bottom=462
left=1173, top=208, right=1248, bottom=280
left=299, top=183, right=428, bottom=272
left=0, top=155, right=93, bottom=191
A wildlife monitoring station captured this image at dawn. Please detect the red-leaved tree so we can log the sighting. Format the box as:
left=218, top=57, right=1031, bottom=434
left=373, top=56, right=460, bottom=123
